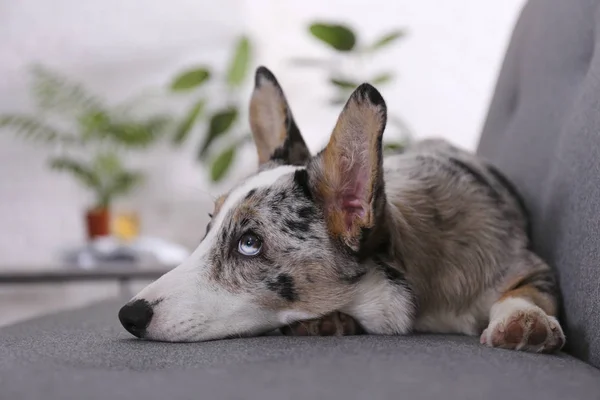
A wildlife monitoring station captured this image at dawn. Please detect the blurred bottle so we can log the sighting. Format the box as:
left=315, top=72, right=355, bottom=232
left=112, top=210, right=140, bottom=242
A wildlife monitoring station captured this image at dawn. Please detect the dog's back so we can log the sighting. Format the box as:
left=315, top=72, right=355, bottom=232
left=382, top=139, right=561, bottom=347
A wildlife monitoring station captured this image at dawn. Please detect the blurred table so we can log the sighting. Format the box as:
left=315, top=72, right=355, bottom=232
left=0, top=265, right=172, bottom=297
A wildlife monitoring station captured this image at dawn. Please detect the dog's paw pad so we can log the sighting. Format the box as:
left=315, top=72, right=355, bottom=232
left=481, top=307, right=565, bottom=353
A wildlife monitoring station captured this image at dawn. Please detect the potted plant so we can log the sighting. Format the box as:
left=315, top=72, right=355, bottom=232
left=0, top=65, right=171, bottom=239
left=50, top=151, right=143, bottom=238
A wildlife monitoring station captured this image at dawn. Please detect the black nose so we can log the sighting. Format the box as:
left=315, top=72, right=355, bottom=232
left=118, top=299, right=153, bottom=338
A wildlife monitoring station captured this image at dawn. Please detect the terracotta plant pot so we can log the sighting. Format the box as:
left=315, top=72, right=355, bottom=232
left=86, top=207, right=111, bottom=240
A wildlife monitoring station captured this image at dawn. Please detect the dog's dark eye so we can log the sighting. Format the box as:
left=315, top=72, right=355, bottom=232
left=238, top=233, right=262, bottom=256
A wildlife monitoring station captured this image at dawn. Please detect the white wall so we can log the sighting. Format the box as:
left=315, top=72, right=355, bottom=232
left=245, top=0, right=526, bottom=152
left=0, top=0, right=526, bottom=266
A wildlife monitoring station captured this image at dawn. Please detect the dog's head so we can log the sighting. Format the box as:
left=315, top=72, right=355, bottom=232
left=118, top=67, right=397, bottom=342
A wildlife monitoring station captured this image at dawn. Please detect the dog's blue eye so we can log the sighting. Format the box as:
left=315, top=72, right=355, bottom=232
left=238, top=233, right=262, bottom=256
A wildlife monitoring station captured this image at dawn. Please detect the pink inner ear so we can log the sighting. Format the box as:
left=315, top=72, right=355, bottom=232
left=339, top=164, right=369, bottom=230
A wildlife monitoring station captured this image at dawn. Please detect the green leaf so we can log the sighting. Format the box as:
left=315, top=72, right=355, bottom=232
left=210, top=146, right=236, bottom=182
left=103, top=122, right=158, bottom=147
left=371, top=73, right=394, bottom=85
left=93, top=152, right=123, bottom=176
left=226, top=36, right=251, bottom=87
left=50, top=152, right=144, bottom=208
left=171, top=67, right=211, bottom=91
left=330, top=78, right=359, bottom=90
left=309, top=23, right=356, bottom=51
left=30, top=64, right=104, bottom=114
left=78, top=110, right=111, bottom=136
left=105, top=171, right=144, bottom=198
left=172, top=99, right=205, bottom=145
left=0, top=114, right=80, bottom=144
left=78, top=111, right=170, bottom=148
left=49, top=157, right=102, bottom=190
left=370, top=29, right=406, bottom=51
left=143, top=114, right=172, bottom=137
left=383, top=141, right=405, bottom=154
left=198, top=108, right=238, bottom=159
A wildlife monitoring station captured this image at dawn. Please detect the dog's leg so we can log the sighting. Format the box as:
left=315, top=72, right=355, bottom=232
left=481, top=252, right=565, bottom=352
left=281, top=312, right=363, bottom=336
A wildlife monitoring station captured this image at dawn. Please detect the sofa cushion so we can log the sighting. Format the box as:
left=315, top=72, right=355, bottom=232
left=477, top=0, right=600, bottom=368
left=1, top=300, right=599, bottom=400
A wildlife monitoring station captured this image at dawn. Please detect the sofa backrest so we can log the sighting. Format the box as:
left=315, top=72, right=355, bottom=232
left=477, top=0, right=600, bottom=367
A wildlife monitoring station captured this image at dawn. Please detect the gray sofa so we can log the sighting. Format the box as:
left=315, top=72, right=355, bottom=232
left=2, top=0, right=600, bottom=398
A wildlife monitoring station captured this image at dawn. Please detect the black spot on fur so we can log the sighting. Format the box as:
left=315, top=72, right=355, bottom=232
left=281, top=220, right=308, bottom=240
left=244, top=189, right=257, bottom=201
left=213, top=259, right=223, bottom=279
left=509, top=270, right=557, bottom=296
left=448, top=157, right=502, bottom=203
left=284, top=218, right=310, bottom=233
left=266, top=273, right=298, bottom=301
left=356, top=226, right=394, bottom=263
left=270, top=141, right=289, bottom=163
left=432, top=205, right=444, bottom=226
left=341, top=270, right=367, bottom=284
left=255, top=66, right=278, bottom=87
left=282, top=246, right=301, bottom=256
left=297, top=205, right=316, bottom=220
left=204, top=221, right=212, bottom=238
left=486, top=164, right=532, bottom=241
left=270, top=121, right=310, bottom=166
left=382, top=264, right=405, bottom=282
left=293, top=169, right=312, bottom=200
left=356, top=83, right=386, bottom=109
left=373, top=257, right=406, bottom=283
left=240, top=217, right=251, bottom=228
left=271, top=191, right=288, bottom=205
left=150, top=298, right=164, bottom=307
left=457, top=239, right=470, bottom=248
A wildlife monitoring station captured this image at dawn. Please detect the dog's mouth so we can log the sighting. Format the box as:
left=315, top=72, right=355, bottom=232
left=118, top=294, right=287, bottom=342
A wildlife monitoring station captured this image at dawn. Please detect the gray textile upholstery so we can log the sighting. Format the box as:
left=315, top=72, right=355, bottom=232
left=477, top=0, right=600, bottom=368
left=1, top=300, right=600, bottom=400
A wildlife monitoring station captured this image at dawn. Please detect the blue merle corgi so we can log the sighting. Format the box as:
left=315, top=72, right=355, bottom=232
left=119, top=66, right=565, bottom=353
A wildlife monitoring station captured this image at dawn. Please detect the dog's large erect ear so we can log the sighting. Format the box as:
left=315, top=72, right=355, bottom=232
left=309, top=84, right=387, bottom=251
left=249, top=66, right=311, bottom=166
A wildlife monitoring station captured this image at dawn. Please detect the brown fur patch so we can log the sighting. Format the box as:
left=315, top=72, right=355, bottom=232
left=500, top=285, right=557, bottom=316
left=249, top=81, right=288, bottom=164
left=213, top=194, right=228, bottom=215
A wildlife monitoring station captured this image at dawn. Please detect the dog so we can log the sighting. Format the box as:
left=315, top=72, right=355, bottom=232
left=118, top=66, right=565, bottom=353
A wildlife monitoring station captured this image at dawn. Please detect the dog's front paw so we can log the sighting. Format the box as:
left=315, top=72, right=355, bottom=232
left=281, top=312, right=363, bottom=336
left=481, top=304, right=565, bottom=353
